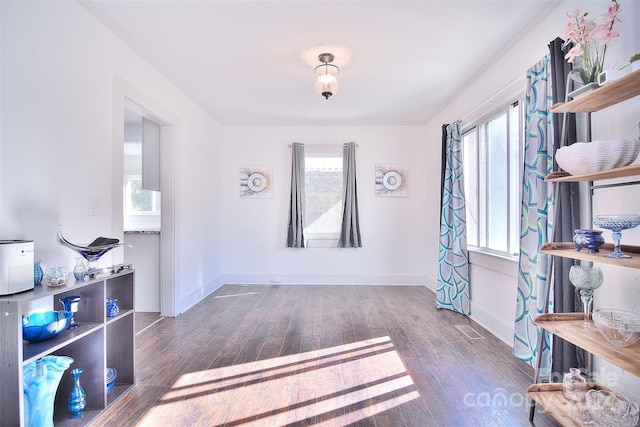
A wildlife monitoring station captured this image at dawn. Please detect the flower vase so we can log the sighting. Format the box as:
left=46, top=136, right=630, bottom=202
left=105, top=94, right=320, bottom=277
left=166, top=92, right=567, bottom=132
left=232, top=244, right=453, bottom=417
left=68, top=368, right=86, bottom=419
left=23, top=355, right=74, bottom=427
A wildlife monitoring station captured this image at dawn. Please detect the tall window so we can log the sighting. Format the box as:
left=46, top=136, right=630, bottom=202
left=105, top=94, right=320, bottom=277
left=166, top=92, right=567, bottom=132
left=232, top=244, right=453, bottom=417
left=463, top=101, right=524, bottom=257
left=304, top=146, right=343, bottom=241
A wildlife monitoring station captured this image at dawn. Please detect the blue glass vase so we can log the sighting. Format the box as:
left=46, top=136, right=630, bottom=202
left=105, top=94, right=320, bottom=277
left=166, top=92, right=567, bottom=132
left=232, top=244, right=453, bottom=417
left=106, top=298, right=119, bottom=318
left=68, top=367, right=86, bottom=419
left=34, top=260, right=43, bottom=285
left=23, top=356, right=73, bottom=427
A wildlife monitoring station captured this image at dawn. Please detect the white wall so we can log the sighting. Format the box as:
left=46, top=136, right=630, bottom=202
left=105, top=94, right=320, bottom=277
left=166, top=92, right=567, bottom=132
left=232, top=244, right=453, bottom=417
left=219, top=125, right=434, bottom=285
left=0, top=0, right=225, bottom=315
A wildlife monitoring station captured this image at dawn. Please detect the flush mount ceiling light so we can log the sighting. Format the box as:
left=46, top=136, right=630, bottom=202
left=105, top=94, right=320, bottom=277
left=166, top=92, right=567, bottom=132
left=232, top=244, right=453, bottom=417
left=315, top=53, right=339, bottom=100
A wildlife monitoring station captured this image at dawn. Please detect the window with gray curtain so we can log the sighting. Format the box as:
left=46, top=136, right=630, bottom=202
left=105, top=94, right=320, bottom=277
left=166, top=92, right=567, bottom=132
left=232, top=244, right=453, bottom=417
left=287, top=142, right=361, bottom=248
left=287, top=142, right=305, bottom=248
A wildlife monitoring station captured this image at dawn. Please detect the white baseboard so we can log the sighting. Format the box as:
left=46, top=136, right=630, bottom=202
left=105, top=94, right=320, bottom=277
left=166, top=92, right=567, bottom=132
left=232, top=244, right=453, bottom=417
left=176, top=277, right=225, bottom=315
left=424, top=278, right=514, bottom=347
left=469, top=304, right=515, bottom=347
left=221, top=274, right=430, bottom=286
left=178, top=275, right=516, bottom=349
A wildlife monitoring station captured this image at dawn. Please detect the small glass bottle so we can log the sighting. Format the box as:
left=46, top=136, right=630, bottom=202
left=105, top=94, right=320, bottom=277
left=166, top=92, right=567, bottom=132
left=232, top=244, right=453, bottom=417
left=73, top=258, right=86, bottom=281
left=562, top=367, right=587, bottom=402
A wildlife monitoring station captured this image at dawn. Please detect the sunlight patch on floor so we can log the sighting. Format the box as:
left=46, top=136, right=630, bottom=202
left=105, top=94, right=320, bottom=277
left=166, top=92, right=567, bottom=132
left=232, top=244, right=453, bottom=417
left=136, top=336, right=420, bottom=426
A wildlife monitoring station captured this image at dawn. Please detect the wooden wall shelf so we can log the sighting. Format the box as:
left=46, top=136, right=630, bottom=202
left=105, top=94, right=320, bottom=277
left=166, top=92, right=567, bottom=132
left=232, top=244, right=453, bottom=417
left=527, top=383, right=608, bottom=427
left=545, top=164, right=640, bottom=183
left=550, top=69, right=640, bottom=113
left=534, top=313, right=640, bottom=377
left=539, top=242, right=640, bottom=270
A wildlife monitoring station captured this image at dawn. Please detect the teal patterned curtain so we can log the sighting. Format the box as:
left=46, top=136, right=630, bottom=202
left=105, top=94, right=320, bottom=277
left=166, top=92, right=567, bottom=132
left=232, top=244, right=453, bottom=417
left=513, top=54, right=554, bottom=376
left=437, top=120, right=470, bottom=315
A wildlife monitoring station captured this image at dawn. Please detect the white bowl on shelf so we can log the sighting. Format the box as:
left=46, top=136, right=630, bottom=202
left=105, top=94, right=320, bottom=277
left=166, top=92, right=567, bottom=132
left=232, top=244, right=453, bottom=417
left=555, top=139, right=640, bottom=176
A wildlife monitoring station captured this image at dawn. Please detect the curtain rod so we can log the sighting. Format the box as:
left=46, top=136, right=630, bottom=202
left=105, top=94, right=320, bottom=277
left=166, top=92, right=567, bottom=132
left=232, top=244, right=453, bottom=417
left=459, top=75, right=526, bottom=123
left=287, top=143, right=359, bottom=148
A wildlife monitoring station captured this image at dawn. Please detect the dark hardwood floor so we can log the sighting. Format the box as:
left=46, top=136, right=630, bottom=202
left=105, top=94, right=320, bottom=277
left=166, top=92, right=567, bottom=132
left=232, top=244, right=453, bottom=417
left=91, top=285, right=558, bottom=426
left=135, top=311, right=162, bottom=335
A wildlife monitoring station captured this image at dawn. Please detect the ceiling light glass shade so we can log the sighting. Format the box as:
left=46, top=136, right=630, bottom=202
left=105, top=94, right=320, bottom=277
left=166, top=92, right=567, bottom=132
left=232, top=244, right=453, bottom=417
left=315, top=63, right=339, bottom=99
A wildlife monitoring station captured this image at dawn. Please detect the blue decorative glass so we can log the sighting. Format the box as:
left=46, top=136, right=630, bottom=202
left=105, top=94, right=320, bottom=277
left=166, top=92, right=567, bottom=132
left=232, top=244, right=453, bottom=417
left=593, top=214, right=640, bottom=258
left=59, top=295, right=81, bottom=329
left=22, top=311, right=73, bottom=342
left=106, top=298, right=119, bottom=318
left=573, top=229, right=605, bottom=253
left=23, top=355, right=73, bottom=427
left=34, top=260, right=43, bottom=285
left=68, top=367, right=86, bottom=419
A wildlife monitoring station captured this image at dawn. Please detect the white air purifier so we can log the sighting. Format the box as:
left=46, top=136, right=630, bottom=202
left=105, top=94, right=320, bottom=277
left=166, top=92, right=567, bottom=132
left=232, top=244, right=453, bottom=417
left=0, top=240, right=35, bottom=296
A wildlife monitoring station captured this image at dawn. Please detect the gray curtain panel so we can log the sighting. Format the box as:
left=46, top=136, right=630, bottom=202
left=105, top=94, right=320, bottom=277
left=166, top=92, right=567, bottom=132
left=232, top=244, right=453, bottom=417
left=549, top=37, right=583, bottom=374
left=287, top=142, right=305, bottom=248
left=338, top=142, right=362, bottom=248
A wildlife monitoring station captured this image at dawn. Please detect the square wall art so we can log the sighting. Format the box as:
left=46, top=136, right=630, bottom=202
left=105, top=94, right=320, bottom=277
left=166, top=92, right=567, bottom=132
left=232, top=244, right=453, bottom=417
left=240, top=166, right=272, bottom=198
left=375, top=164, right=408, bottom=197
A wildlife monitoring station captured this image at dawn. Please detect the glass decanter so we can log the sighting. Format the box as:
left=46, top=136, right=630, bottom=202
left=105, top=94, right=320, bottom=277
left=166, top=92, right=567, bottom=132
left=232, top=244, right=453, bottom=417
left=562, top=368, right=587, bottom=402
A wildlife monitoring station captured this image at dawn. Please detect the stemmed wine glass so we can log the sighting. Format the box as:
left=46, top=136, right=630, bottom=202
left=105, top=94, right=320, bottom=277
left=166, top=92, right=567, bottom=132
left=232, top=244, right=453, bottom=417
left=569, top=265, right=603, bottom=331
left=593, top=214, right=640, bottom=258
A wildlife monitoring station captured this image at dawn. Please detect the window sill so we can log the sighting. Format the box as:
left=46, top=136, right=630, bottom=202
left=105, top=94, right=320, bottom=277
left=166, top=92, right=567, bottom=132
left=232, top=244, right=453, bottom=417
left=468, top=248, right=518, bottom=277
left=305, top=238, right=339, bottom=248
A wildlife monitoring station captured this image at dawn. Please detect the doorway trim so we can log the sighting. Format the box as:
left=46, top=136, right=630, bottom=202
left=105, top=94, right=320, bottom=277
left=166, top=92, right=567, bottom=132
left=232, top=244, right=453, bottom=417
left=112, top=76, right=177, bottom=317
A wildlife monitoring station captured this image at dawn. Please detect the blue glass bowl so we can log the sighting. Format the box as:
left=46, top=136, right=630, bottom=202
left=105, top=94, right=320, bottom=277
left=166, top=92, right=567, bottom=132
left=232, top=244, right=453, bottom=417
left=106, top=368, right=117, bottom=393
left=22, top=310, right=73, bottom=343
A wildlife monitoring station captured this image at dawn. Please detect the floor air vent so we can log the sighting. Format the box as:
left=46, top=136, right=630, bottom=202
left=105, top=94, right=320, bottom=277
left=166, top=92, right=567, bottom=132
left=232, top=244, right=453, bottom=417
left=455, top=324, right=484, bottom=340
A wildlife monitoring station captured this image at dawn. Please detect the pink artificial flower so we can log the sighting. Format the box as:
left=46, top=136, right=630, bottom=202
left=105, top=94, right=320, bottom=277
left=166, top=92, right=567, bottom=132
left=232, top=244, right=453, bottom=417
left=591, top=26, right=620, bottom=44
left=567, top=9, right=580, bottom=18
left=579, top=17, right=597, bottom=33
left=560, top=22, right=578, bottom=41
left=565, top=43, right=584, bottom=63
left=602, top=2, right=621, bottom=24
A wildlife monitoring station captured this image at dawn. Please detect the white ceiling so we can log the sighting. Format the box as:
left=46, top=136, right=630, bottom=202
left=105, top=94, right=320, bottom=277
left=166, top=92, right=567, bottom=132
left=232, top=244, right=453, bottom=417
left=84, top=1, right=559, bottom=126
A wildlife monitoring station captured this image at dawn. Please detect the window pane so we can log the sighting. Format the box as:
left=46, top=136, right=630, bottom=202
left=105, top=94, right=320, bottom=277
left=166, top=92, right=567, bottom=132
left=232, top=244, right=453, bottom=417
left=304, top=156, right=343, bottom=235
left=509, top=103, right=522, bottom=254
left=125, top=177, right=161, bottom=215
left=486, top=113, right=508, bottom=253
left=463, top=130, right=478, bottom=247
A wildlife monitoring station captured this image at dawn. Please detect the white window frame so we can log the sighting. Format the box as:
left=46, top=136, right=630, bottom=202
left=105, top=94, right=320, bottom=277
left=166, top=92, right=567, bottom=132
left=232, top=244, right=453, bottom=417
left=462, top=98, right=525, bottom=259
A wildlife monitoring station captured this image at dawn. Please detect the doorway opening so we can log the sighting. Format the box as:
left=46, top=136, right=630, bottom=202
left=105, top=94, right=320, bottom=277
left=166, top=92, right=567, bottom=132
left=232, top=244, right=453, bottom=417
left=123, top=106, right=162, bottom=325
left=111, top=80, right=176, bottom=318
